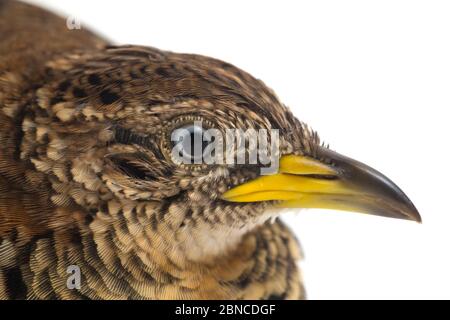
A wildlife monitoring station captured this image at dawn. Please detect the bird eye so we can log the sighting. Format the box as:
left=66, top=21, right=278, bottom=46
left=171, top=124, right=212, bottom=164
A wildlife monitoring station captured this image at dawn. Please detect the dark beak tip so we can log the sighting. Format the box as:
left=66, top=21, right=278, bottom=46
left=402, top=203, right=422, bottom=223
left=403, top=195, right=422, bottom=223
left=410, top=209, right=422, bottom=224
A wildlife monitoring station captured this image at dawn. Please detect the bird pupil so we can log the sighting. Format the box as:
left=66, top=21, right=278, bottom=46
left=174, top=124, right=212, bottom=163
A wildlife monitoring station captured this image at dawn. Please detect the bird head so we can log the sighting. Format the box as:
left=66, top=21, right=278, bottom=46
left=25, top=45, right=420, bottom=260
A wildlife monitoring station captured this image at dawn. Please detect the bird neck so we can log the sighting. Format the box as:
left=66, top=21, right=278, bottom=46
left=96, top=198, right=275, bottom=265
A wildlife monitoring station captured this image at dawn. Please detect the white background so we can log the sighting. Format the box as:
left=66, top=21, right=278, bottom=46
left=24, top=0, right=450, bottom=299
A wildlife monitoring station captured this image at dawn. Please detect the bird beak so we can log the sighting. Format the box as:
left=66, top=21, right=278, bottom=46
left=222, top=147, right=421, bottom=222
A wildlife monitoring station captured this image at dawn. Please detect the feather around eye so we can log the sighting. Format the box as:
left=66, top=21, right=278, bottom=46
left=114, top=126, right=147, bottom=146
left=112, top=157, right=148, bottom=180
left=112, top=126, right=165, bottom=159
left=106, top=152, right=165, bottom=180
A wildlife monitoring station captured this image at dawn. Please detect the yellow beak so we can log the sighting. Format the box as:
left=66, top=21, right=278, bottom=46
left=222, top=147, right=421, bottom=222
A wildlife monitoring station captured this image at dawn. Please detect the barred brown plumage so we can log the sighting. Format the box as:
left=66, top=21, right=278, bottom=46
left=0, top=0, right=420, bottom=300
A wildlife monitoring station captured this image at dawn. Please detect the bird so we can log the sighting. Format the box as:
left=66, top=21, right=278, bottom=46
left=0, top=0, right=421, bottom=300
